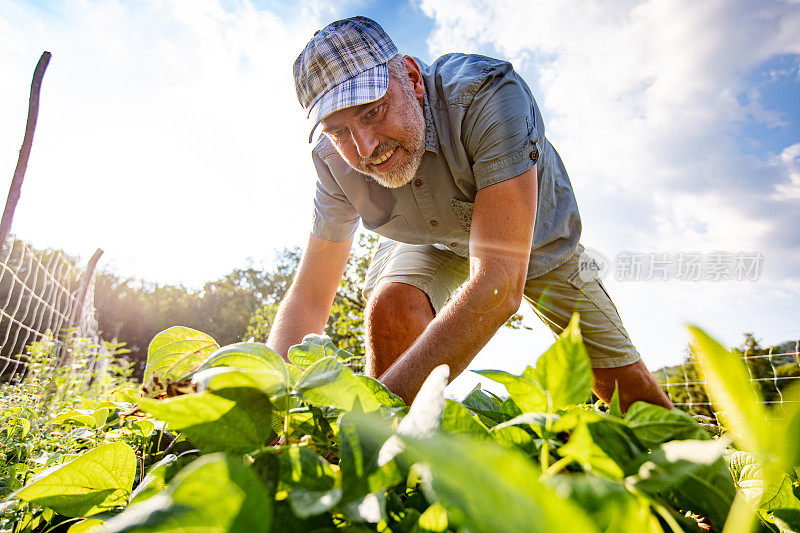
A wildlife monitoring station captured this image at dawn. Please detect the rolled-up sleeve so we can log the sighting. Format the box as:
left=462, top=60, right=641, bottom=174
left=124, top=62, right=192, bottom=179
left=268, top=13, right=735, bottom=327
left=311, top=151, right=360, bottom=242
left=463, top=65, right=543, bottom=190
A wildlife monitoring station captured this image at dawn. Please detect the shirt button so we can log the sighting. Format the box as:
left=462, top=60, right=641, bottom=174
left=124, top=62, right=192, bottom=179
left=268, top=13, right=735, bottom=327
left=414, top=179, right=423, bottom=187
left=429, top=220, right=438, bottom=227
left=451, top=242, right=458, bottom=247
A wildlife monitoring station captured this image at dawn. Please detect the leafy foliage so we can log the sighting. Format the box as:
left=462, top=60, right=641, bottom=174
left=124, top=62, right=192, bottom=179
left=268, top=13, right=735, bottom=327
left=2, top=324, right=799, bottom=532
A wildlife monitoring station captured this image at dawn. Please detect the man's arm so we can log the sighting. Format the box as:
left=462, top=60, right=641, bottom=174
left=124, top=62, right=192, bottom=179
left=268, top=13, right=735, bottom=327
left=267, top=234, right=353, bottom=358
left=380, top=167, right=538, bottom=403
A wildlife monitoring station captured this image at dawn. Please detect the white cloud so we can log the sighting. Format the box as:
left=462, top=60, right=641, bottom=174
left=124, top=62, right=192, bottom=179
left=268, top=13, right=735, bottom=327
left=774, top=142, right=800, bottom=200
left=417, top=0, right=800, bottom=368
left=417, top=0, right=800, bottom=260
left=0, top=0, right=355, bottom=285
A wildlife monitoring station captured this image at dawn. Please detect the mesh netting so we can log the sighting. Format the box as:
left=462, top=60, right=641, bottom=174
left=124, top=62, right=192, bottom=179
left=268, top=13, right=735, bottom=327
left=0, top=236, right=106, bottom=388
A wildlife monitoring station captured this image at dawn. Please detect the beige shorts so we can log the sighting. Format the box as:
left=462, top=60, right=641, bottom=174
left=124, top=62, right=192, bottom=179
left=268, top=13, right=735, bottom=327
left=362, top=240, right=641, bottom=369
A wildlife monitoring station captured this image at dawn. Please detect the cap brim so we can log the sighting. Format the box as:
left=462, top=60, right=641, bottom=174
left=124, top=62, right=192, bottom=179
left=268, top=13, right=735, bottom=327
left=306, top=62, right=389, bottom=143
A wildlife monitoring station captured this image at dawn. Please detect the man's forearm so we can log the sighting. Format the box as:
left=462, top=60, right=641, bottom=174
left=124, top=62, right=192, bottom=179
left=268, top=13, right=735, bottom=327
left=267, top=287, right=331, bottom=358
left=380, top=264, right=521, bottom=403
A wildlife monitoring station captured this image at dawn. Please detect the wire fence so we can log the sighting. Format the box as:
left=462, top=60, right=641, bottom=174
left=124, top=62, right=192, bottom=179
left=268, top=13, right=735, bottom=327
left=656, top=338, right=800, bottom=424
left=0, top=235, right=107, bottom=388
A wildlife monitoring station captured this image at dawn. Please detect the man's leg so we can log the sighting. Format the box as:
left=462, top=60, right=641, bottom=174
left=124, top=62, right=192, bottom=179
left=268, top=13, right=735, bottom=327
left=361, top=239, right=469, bottom=379
left=364, top=282, right=434, bottom=377
left=524, top=247, right=672, bottom=412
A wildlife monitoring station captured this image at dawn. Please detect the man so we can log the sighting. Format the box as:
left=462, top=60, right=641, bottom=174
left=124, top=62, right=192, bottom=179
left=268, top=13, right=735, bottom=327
left=267, top=16, right=672, bottom=411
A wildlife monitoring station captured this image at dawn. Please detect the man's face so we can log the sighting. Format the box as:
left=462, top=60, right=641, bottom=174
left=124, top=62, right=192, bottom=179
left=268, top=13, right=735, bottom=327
left=321, top=60, right=425, bottom=189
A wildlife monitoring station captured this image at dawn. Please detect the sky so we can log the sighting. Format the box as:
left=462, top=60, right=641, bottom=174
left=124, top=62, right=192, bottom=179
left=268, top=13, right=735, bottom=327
left=1, top=0, right=799, bottom=398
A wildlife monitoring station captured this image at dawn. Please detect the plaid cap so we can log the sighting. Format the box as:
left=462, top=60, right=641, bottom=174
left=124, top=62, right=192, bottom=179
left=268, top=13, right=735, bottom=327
left=294, top=16, right=398, bottom=143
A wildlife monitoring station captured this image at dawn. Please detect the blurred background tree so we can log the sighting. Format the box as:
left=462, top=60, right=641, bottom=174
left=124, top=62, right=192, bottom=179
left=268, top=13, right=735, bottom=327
left=96, top=237, right=799, bottom=396
left=656, top=333, right=800, bottom=422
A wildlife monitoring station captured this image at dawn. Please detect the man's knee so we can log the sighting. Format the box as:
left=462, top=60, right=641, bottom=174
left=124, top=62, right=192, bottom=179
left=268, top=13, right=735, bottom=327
left=365, top=282, right=434, bottom=335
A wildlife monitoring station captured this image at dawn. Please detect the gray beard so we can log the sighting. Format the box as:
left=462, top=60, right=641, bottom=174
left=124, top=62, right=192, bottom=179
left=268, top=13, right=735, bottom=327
left=363, top=146, right=424, bottom=189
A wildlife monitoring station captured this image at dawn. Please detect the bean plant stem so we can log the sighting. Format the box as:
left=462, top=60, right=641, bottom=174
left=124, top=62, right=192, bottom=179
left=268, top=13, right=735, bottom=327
left=250, top=440, right=311, bottom=457
left=42, top=516, right=81, bottom=533
left=539, top=439, right=550, bottom=470
left=544, top=456, right=572, bottom=476
left=540, top=408, right=556, bottom=471
left=625, top=481, right=684, bottom=533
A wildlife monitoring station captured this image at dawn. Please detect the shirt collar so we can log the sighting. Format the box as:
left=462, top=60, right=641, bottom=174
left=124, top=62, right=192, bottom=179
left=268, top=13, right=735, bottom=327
left=422, top=90, right=439, bottom=154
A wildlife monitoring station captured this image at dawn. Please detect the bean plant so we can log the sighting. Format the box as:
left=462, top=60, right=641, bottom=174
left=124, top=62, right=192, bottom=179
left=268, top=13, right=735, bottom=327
left=1, top=314, right=799, bottom=532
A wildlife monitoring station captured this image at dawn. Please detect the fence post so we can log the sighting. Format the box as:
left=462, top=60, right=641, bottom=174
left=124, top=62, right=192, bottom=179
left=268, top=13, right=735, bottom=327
left=0, top=52, right=52, bottom=246
left=58, top=248, right=104, bottom=366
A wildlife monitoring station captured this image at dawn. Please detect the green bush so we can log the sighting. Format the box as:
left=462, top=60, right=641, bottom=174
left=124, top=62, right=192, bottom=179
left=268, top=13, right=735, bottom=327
left=1, top=318, right=798, bottom=532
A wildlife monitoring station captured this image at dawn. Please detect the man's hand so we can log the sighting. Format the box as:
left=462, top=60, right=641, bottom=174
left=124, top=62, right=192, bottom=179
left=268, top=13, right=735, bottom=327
left=267, top=234, right=352, bottom=359
left=380, top=167, right=538, bottom=403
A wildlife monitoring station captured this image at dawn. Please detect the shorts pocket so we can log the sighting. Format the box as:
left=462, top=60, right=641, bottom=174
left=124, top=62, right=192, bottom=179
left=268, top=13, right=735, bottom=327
left=566, top=269, right=626, bottom=333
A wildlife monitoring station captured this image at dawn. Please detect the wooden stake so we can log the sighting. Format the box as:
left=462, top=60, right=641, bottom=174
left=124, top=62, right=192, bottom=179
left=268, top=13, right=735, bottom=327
left=0, top=51, right=52, bottom=246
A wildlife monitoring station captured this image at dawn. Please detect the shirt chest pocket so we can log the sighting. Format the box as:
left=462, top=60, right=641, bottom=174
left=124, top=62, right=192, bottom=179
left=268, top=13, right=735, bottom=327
left=450, top=198, right=474, bottom=233
left=364, top=215, right=416, bottom=244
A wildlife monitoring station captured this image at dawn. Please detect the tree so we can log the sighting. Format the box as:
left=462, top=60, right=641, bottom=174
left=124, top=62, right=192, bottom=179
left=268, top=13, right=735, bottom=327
left=656, top=332, right=800, bottom=422
left=245, top=233, right=533, bottom=371
left=96, top=235, right=542, bottom=379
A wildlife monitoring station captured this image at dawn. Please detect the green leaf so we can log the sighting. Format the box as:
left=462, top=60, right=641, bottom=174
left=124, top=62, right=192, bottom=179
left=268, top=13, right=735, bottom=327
left=129, top=454, right=177, bottom=504
left=139, top=388, right=273, bottom=454
left=729, top=451, right=800, bottom=512
left=100, top=453, right=271, bottom=532
left=441, top=400, right=489, bottom=438
left=92, top=408, right=110, bottom=428
left=67, top=518, right=104, bottom=533
left=462, top=387, right=507, bottom=426
left=418, top=502, right=448, bottom=532
left=381, top=426, right=599, bottom=533
left=341, top=492, right=386, bottom=524
left=632, top=439, right=735, bottom=531
left=544, top=474, right=663, bottom=533
left=279, top=445, right=341, bottom=518
left=14, top=442, right=136, bottom=517
left=48, top=410, right=98, bottom=427
left=192, top=367, right=286, bottom=397
left=532, top=313, right=594, bottom=412
left=632, top=439, right=725, bottom=490
left=295, top=356, right=380, bottom=412
left=288, top=334, right=352, bottom=368
left=197, top=342, right=287, bottom=374
left=688, top=326, right=770, bottom=453
left=288, top=487, right=343, bottom=519
left=609, top=383, right=622, bottom=418
left=286, top=364, right=303, bottom=386
left=280, top=445, right=338, bottom=492
left=556, top=409, right=645, bottom=478
left=472, top=369, right=546, bottom=413
left=558, top=421, right=625, bottom=479
left=491, top=425, right=539, bottom=455
left=339, top=412, right=402, bottom=510
left=494, top=412, right=552, bottom=437
left=500, top=397, right=523, bottom=418
left=144, top=327, right=219, bottom=383
left=624, top=402, right=709, bottom=448
left=130, top=420, right=155, bottom=440
left=355, top=375, right=406, bottom=408
left=774, top=383, right=800, bottom=475
left=772, top=508, right=800, bottom=532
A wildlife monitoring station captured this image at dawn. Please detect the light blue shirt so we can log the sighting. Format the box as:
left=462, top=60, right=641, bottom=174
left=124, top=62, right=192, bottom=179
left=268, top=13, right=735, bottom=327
left=310, top=53, right=581, bottom=279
